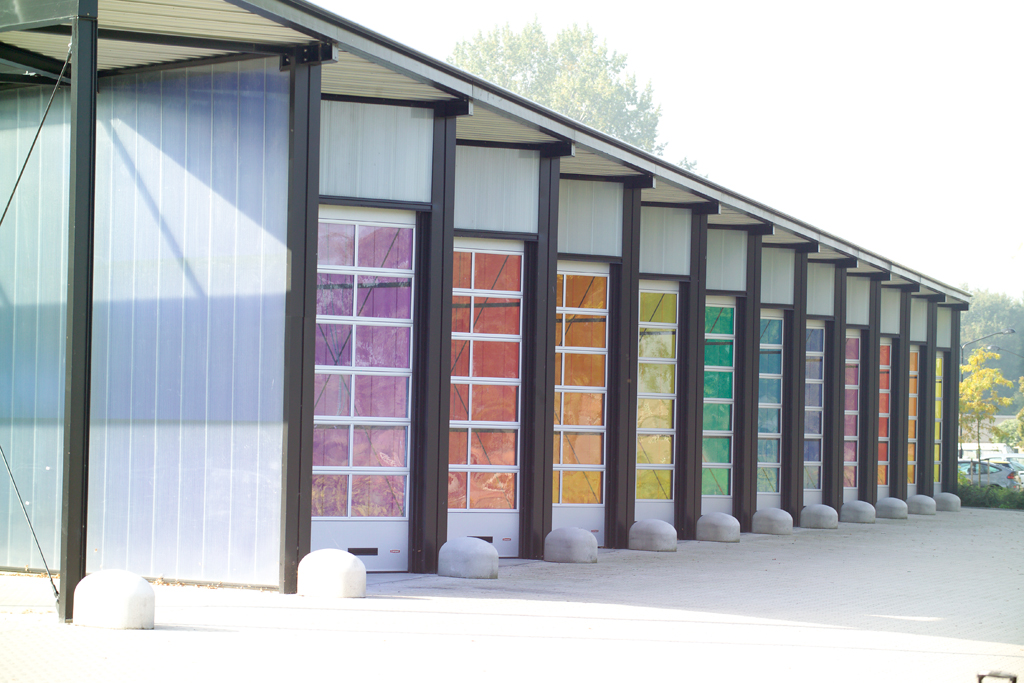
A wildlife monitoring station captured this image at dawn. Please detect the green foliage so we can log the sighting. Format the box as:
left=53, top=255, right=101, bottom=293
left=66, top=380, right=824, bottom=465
left=450, top=20, right=665, bottom=155
left=960, top=288, right=1024, bottom=412
left=960, top=348, right=1014, bottom=454
left=993, top=377, right=1024, bottom=450
left=957, top=482, right=1024, bottom=510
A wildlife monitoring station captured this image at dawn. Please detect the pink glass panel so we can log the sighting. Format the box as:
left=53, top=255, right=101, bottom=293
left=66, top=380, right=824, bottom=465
left=352, top=426, right=407, bottom=467
left=316, top=273, right=353, bottom=317
left=879, top=344, right=891, bottom=366
left=879, top=370, right=890, bottom=390
left=350, top=475, right=405, bottom=517
left=565, top=275, right=607, bottom=309
left=470, top=472, right=516, bottom=509
left=878, top=442, right=889, bottom=462
left=451, top=339, right=470, bottom=377
left=472, top=340, right=519, bottom=379
left=845, top=364, right=859, bottom=385
left=353, top=375, right=409, bottom=418
left=357, top=225, right=412, bottom=269
left=449, top=429, right=468, bottom=464
left=356, top=276, right=412, bottom=319
left=843, top=440, right=858, bottom=460
left=844, top=414, right=858, bottom=437
left=879, top=393, right=890, bottom=414
left=452, top=296, right=471, bottom=333
left=843, top=466, right=857, bottom=488
left=561, top=471, right=602, bottom=504
left=452, top=251, right=472, bottom=289
left=471, top=384, right=518, bottom=422
left=475, top=253, right=522, bottom=292
left=562, top=393, right=604, bottom=426
left=844, top=388, right=859, bottom=411
left=317, top=222, right=354, bottom=267
left=564, top=314, right=606, bottom=348
left=447, top=472, right=467, bottom=509
left=845, top=337, right=860, bottom=360
left=355, top=325, right=410, bottom=368
left=879, top=417, right=889, bottom=437
left=315, top=324, right=352, bottom=366
left=561, top=432, right=603, bottom=465
left=311, top=474, right=348, bottom=517
left=312, top=426, right=349, bottom=467
left=471, top=429, right=517, bottom=466
left=450, top=384, right=469, bottom=421
left=564, top=353, right=605, bottom=387
left=313, top=374, right=350, bottom=417
left=473, top=297, right=521, bottom=335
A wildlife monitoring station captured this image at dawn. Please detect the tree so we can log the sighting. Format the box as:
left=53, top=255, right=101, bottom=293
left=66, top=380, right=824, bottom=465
left=450, top=21, right=665, bottom=155
left=993, top=377, right=1024, bottom=451
left=960, top=288, right=1024, bottom=412
left=960, top=348, right=1014, bottom=463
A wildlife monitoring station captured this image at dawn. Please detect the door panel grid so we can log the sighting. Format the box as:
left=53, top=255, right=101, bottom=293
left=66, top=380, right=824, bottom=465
left=636, top=284, right=679, bottom=504
left=878, top=339, right=892, bottom=488
left=844, top=332, right=861, bottom=489
left=703, top=301, right=736, bottom=497
left=804, top=325, right=826, bottom=490
left=757, top=314, right=784, bottom=494
left=908, top=346, right=920, bottom=486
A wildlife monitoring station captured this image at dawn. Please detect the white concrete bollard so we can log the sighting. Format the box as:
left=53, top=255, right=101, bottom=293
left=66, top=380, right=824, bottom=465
left=297, top=549, right=366, bottom=598
left=876, top=497, right=909, bottom=519
left=907, top=494, right=937, bottom=516
left=934, top=492, right=961, bottom=512
left=73, top=569, right=155, bottom=630
left=628, top=519, right=678, bottom=551
left=544, top=527, right=598, bottom=563
left=840, top=500, right=876, bottom=524
left=800, top=504, right=839, bottom=529
left=696, top=512, right=740, bottom=542
left=438, top=537, right=499, bottom=579
left=752, top=508, right=793, bottom=535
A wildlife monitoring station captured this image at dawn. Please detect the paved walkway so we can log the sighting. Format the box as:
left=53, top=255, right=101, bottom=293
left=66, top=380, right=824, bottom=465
left=1, top=507, right=1022, bottom=682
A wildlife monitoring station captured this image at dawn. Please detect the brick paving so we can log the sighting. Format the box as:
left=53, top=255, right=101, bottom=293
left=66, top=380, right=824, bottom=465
left=1, top=506, right=1021, bottom=682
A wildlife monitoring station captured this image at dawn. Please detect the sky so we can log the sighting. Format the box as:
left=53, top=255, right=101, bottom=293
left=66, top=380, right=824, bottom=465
left=311, top=0, right=1024, bottom=298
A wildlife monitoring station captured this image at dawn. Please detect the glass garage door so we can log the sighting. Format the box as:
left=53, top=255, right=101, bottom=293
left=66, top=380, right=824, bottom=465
left=447, top=239, right=524, bottom=558
left=878, top=338, right=892, bottom=500
left=310, top=207, right=416, bottom=571
left=702, top=296, right=736, bottom=515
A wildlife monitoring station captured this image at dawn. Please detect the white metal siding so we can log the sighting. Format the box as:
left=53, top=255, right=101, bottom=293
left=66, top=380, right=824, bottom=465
left=320, top=101, right=433, bottom=202
left=881, top=288, right=901, bottom=334
left=639, top=206, right=690, bottom=276
left=557, top=179, right=623, bottom=256
left=760, top=248, right=795, bottom=306
left=706, top=229, right=747, bottom=292
left=807, top=263, right=835, bottom=316
left=910, top=298, right=928, bottom=342
left=454, top=146, right=539, bottom=234
left=937, top=307, right=953, bottom=348
left=847, top=277, right=870, bottom=326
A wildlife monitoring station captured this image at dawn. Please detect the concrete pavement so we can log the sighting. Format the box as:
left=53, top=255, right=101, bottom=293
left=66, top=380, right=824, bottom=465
left=1, top=506, right=1021, bottom=682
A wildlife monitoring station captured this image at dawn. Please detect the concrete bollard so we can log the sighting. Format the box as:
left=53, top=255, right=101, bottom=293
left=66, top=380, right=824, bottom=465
left=751, top=508, right=793, bottom=535
left=907, top=494, right=937, bottom=516
left=840, top=500, right=876, bottom=524
left=800, top=504, right=839, bottom=529
left=876, top=497, right=909, bottom=519
left=628, top=519, right=678, bottom=551
left=438, top=537, right=499, bottom=579
left=298, top=549, right=366, bottom=598
left=934, top=492, right=961, bottom=512
left=74, top=570, right=155, bottom=630
left=544, top=527, right=598, bottom=563
left=696, top=513, right=740, bottom=542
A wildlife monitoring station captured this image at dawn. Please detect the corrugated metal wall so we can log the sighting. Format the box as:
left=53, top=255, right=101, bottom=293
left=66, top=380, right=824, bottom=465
left=86, top=58, right=288, bottom=584
left=705, top=229, right=746, bottom=291
left=320, top=100, right=432, bottom=202
left=760, top=248, right=795, bottom=305
left=557, top=179, right=622, bottom=256
left=639, top=206, right=690, bottom=276
left=0, top=87, right=70, bottom=571
left=454, top=146, right=539, bottom=233
left=807, top=263, right=835, bottom=317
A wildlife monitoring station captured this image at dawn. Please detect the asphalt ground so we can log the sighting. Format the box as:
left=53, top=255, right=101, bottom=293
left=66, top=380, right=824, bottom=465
left=1, top=506, right=1021, bottom=683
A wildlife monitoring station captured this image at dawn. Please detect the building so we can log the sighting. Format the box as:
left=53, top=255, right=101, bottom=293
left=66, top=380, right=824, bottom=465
left=0, top=0, right=969, bottom=621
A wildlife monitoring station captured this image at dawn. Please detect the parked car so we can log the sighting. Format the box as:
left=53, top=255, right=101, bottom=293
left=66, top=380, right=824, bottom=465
left=957, top=460, right=1021, bottom=489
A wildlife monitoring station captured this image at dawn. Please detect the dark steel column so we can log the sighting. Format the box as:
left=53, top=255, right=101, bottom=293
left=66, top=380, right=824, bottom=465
left=605, top=186, right=641, bottom=548
left=59, top=14, right=98, bottom=623
left=889, top=290, right=912, bottom=499
left=676, top=215, right=707, bottom=539
left=520, top=157, right=559, bottom=559
left=781, top=252, right=808, bottom=517
left=860, top=279, right=882, bottom=505
left=943, top=309, right=962, bottom=493
left=822, top=267, right=848, bottom=509
left=279, top=62, right=321, bottom=593
left=733, top=233, right=762, bottom=531
left=409, top=116, right=456, bottom=573
left=917, top=299, right=938, bottom=494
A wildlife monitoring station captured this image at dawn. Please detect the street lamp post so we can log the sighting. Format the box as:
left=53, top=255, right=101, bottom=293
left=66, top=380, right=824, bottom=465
left=959, top=328, right=1016, bottom=485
